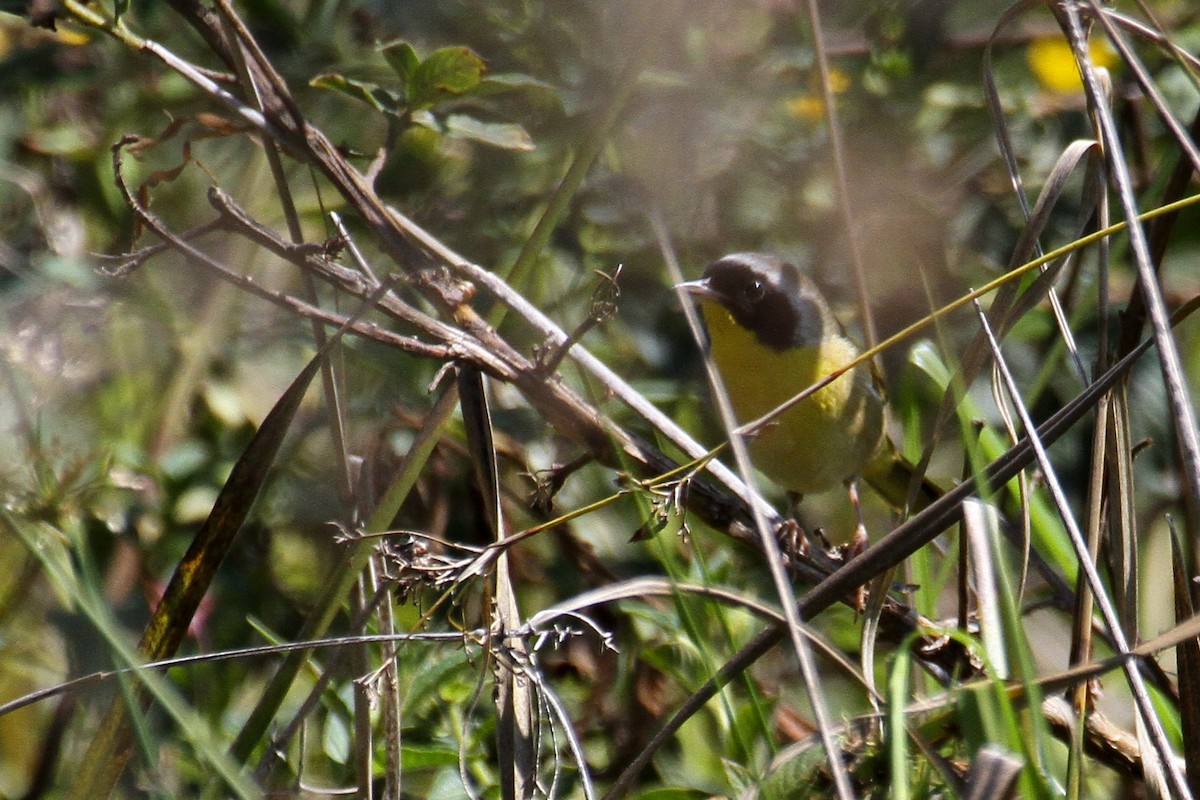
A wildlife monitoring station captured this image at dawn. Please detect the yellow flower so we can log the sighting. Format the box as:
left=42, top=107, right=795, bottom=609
left=784, top=68, right=852, bottom=120
left=1027, top=36, right=1117, bottom=94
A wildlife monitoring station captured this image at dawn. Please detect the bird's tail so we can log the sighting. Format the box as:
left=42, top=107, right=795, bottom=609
left=862, top=447, right=943, bottom=515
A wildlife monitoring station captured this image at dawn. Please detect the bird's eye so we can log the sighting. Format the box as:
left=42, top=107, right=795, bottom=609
left=743, top=279, right=765, bottom=304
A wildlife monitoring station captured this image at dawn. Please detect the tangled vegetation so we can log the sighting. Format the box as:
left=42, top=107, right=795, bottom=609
left=3, top=1, right=1200, bottom=798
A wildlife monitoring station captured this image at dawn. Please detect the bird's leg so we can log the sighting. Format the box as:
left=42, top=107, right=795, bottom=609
left=846, top=479, right=868, bottom=557
left=846, top=479, right=870, bottom=612
left=777, top=518, right=807, bottom=565
left=777, top=491, right=806, bottom=564
left=785, top=490, right=804, bottom=520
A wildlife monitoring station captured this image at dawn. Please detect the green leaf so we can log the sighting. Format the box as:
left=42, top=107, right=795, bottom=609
left=310, top=73, right=395, bottom=113
left=403, top=649, right=471, bottom=716
left=410, top=109, right=441, bottom=132
left=22, top=122, right=97, bottom=158
left=323, top=712, right=351, bottom=764
left=381, top=39, right=421, bottom=87
left=470, top=72, right=559, bottom=97
left=400, top=744, right=461, bottom=769
left=408, top=46, right=485, bottom=108
left=443, top=114, right=534, bottom=151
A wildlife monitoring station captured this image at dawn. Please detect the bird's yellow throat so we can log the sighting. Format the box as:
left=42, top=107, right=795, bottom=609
left=698, top=301, right=885, bottom=496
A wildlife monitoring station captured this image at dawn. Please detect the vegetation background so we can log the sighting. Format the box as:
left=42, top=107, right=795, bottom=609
left=2, top=1, right=1200, bottom=798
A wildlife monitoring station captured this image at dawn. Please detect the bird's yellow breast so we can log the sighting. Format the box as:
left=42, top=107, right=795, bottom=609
left=700, top=303, right=885, bottom=495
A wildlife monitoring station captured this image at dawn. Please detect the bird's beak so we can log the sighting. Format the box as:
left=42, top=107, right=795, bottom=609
left=674, top=278, right=719, bottom=303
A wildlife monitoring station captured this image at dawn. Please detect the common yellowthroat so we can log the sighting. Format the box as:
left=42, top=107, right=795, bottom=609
left=677, top=252, right=936, bottom=512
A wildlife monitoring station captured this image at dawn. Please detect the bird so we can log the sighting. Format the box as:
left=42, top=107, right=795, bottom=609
left=676, top=252, right=938, bottom=515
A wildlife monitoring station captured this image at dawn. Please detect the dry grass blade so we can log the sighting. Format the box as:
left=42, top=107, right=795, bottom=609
left=963, top=500, right=1008, bottom=679
left=802, top=0, right=875, bottom=349
left=859, top=562, right=897, bottom=713
left=1092, top=5, right=1200, bottom=177
left=458, top=367, right=536, bottom=799
left=1106, top=389, right=1138, bottom=634
left=1169, top=521, right=1200, bottom=796
left=1068, top=387, right=1110, bottom=798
